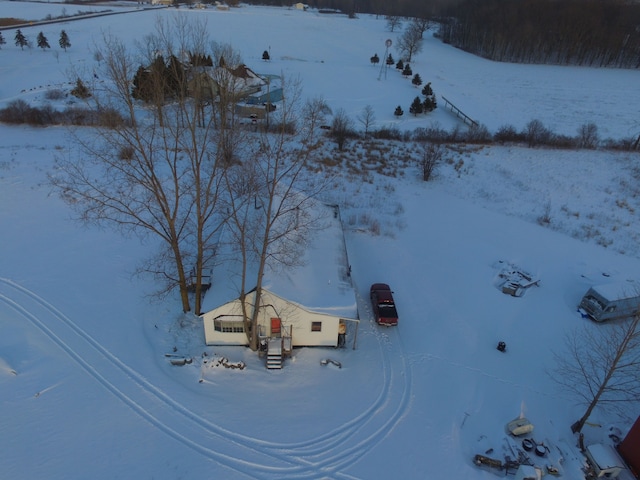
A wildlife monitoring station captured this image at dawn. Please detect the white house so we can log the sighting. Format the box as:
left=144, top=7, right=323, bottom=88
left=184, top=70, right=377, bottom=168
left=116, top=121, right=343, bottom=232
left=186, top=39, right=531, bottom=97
left=202, top=288, right=353, bottom=347
left=200, top=202, right=358, bottom=350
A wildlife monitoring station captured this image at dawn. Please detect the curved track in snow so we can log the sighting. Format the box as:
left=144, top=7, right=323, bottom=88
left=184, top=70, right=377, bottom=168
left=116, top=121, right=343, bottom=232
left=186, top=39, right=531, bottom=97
left=0, top=278, right=412, bottom=479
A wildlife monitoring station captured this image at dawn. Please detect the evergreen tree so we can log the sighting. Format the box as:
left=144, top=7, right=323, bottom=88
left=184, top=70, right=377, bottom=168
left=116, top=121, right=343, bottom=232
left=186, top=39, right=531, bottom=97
left=131, top=65, right=152, bottom=102
left=189, top=52, right=213, bottom=67
left=37, top=32, right=50, bottom=50
left=386, top=53, right=394, bottom=65
left=14, top=29, right=28, bottom=50
left=421, top=82, right=434, bottom=97
left=422, top=82, right=437, bottom=112
left=409, top=96, right=423, bottom=115
left=370, top=53, right=379, bottom=65
left=402, top=63, right=413, bottom=77
left=262, top=49, right=270, bottom=61
left=423, top=96, right=437, bottom=112
left=0, top=31, right=6, bottom=49
left=71, top=78, right=91, bottom=99
left=395, top=59, right=404, bottom=70
left=412, top=73, right=423, bottom=87
left=59, top=30, right=71, bottom=51
left=166, top=55, right=186, bottom=98
left=394, top=105, right=404, bottom=117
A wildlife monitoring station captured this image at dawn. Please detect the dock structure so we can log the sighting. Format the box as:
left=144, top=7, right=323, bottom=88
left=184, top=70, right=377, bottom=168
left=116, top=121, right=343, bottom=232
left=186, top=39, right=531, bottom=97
left=441, top=95, right=478, bottom=127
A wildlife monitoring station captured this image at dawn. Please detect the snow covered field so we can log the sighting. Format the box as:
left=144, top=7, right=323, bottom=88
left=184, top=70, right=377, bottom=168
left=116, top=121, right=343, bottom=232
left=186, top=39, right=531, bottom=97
left=1, top=2, right=640, bottom=479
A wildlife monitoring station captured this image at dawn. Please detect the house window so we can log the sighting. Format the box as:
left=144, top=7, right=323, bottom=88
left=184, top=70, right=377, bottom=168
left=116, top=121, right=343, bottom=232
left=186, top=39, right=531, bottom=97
left=311, top=321, right=322, bottom=332
left=214, top=319, right=245, bottom=333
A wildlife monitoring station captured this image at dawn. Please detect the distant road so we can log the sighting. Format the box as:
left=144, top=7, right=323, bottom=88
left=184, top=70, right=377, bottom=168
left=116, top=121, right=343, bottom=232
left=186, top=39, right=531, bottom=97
left=0, top=4, right=167, bottom=31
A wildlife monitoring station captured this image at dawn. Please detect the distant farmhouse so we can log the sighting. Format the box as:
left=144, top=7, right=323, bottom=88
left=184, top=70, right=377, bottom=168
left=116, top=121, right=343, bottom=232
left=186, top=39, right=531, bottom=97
left=188, top=63, right=265, bottom=102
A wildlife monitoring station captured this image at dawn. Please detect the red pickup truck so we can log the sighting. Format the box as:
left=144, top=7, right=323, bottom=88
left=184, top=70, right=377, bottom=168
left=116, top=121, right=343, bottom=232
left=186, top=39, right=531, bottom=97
left=370, top=283, right=399, bottom=326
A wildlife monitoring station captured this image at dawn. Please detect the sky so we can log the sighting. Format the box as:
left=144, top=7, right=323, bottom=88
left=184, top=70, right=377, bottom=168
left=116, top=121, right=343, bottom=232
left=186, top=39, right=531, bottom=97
left=1, top=2, right=640, bottom=479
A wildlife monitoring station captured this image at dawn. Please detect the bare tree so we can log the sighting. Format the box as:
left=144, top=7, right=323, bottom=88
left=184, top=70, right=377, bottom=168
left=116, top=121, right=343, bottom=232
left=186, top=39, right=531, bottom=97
left=207, top=42, right=245, bottom=163
left=300, top=95, right=332, bottom=147
left=50, top=16, right=230, bottom=314
left=550, top=312, right=640, bottom=434
left=411, top=17, right=431, bottom=39
left=524, top=119, right=551, bottom=147
left=385, top=15, right=402, bottom=32
left=397, top=22, right=424, bottom=62
left=357, top=104, right=376, bottom=137
left=577, top=122, right=599, bottom=149
left=224, top=78, right=326, bottom=350
left=420, top=143, right=443, bottom=181
left=331, top=108, right=353, bottom=151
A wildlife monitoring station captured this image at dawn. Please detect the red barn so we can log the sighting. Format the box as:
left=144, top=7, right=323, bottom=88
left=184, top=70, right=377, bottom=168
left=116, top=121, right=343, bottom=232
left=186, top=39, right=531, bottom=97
left=618, top=416, right=640, bottom=478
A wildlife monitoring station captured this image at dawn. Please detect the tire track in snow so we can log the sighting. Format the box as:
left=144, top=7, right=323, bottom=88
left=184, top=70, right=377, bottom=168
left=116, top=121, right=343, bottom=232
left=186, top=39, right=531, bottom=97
left=0, top=278, right=412, bottom=479
left=0, top=280, right=290, bottom=478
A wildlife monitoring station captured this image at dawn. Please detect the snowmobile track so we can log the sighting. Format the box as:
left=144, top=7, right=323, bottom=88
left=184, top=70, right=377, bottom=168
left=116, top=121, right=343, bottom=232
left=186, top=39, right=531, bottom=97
left=0, top=278, right=413, bottom=479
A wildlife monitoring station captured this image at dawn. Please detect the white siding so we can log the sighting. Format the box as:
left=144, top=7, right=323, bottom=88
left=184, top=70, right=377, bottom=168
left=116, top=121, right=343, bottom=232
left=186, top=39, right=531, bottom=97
left=201, top=289, right=346, bottom=347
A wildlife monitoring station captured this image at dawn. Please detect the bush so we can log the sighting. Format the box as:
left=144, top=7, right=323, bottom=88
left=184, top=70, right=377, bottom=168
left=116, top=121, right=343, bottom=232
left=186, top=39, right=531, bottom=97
left=494, top=124, right=524, bottom=143
left=549, top=134, right=576, bottom=149
left=98, top=108, right=126, bottom=128
left=45, top=89, right=66, bottom=101
left=372, top=126, right=402, bottom=140
left=412, top=125, right=448, bottom=142
left=71, top=78, right=91, bottom=99
left=464, top=124, right=492, bottom=144
left=523, top=119, right=552, bottom=147
left=0, top=100, right=46, bottom=125
left=602, top=137, right=639, bottom=151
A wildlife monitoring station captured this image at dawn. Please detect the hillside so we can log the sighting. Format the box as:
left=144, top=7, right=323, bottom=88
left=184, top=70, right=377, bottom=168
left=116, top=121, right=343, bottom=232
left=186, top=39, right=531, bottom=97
left=1, top=3, right=640, bottom=479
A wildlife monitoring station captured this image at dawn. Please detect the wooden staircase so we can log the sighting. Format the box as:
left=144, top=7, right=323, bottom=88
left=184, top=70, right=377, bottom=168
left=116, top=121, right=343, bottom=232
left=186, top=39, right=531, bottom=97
left=266, top=338, right=283, bottom=369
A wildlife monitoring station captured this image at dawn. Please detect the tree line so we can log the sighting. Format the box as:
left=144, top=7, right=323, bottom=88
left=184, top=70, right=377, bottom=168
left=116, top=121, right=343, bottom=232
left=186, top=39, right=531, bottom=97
left=239, top=0, right=640, bottom=68
left=438, top=0, right=640, bottom=68
left=1, top=29, right=71, bottom=51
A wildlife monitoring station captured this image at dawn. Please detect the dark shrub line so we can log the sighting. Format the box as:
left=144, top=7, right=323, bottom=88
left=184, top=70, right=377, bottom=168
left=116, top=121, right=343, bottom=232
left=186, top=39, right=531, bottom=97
left=1, top=100, right=637, bottom=151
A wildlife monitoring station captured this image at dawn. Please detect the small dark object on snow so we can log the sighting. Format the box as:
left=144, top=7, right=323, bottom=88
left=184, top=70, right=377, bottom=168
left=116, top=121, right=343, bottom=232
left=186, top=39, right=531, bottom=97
left=522, top=438, right=534, bottom=451
left=169, top=357, right=192, bottom=366
left=535, top=444, right=547, bottom=457
left=320, top=358, right=342, bottom=368
left=474, top=454, right=503, bottom=469
left=497, top=341, right=506, bottom=352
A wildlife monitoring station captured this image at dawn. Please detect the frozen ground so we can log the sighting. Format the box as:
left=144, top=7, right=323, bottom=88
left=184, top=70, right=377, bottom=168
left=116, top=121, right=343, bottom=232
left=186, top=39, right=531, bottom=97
left=1, top=3, right=640, bottom=479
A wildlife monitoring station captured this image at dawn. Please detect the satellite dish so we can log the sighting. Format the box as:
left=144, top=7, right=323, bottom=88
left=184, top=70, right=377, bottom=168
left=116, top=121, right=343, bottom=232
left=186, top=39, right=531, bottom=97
left=386, top=39, right=392, bottom=47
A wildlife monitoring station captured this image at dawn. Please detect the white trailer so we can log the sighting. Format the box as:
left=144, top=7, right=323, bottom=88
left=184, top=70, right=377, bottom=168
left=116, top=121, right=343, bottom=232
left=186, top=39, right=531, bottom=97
left=578, top=281, right=640, bottom=322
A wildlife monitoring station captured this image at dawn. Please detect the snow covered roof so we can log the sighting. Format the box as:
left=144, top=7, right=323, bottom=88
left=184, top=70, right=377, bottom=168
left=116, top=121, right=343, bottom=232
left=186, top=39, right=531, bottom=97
left=587, top=444, right=625, bottom=471
left=201, top=202, right=357, bottom=319
left=592, top=280, right=640, bottom=301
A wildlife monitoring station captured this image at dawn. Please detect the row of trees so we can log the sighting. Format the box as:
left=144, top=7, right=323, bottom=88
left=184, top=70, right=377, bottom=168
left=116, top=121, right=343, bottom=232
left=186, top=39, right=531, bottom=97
left=242, top=0, right=640, bottom=69
left=49, top=17, right=328, bottom=350
left=438, top=0, right=640, bottom=68
left=240, top=0, right=440, bottom=18
left=5, top=29, right=71, bottom=51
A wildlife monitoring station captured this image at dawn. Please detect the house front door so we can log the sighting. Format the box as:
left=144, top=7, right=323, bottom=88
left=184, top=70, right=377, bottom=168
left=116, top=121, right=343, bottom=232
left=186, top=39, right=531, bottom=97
left=271, top=317, right=281, bottom=337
